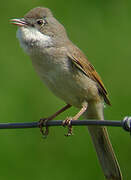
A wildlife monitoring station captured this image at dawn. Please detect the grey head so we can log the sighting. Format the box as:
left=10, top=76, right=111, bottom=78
left=24, top=7, right=68, bottom=38
left=11, top=7, right=69, bottom=52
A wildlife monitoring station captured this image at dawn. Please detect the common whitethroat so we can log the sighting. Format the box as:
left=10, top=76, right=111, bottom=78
left=11, top=7, right=122, bottom=180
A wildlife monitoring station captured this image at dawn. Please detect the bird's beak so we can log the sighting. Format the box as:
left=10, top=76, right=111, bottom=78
left=10, top=18, right=28, bottom=27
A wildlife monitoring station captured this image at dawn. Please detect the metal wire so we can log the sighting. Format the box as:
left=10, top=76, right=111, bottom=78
left=0, top=116, right=130, bottom=133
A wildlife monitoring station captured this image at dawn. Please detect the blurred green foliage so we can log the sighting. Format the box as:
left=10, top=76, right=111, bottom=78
left=0, top=0, right=131, bottom=179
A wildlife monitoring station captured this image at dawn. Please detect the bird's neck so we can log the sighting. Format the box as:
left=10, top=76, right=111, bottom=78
left=16, top=27, right=53, bottom=54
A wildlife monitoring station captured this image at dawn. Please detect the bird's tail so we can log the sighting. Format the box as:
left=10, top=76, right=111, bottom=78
left=84, top=101, right=122, bottom=180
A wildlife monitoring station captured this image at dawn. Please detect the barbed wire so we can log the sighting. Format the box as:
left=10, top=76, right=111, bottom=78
left=0, top=116, right=130, bottom=133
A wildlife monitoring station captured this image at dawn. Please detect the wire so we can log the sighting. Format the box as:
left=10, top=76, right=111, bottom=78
left=0, top=116, right=130, bottom=133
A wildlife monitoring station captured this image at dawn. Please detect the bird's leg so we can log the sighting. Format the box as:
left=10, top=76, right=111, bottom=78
left=39, top=104, right=72, bottom=137
left=63, top=103, right=88, bottom=136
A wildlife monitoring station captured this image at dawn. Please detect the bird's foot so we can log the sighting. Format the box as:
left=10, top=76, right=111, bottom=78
left=63, top=117, right=73, bottom=136
left=38, top=118, right=49, bottom=138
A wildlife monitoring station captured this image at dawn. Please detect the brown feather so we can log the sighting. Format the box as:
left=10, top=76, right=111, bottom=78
left=67, top=45, right=111, bottom=105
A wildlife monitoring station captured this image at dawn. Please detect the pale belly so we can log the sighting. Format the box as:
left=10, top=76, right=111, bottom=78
left=31, top=55, right=99, bottom=108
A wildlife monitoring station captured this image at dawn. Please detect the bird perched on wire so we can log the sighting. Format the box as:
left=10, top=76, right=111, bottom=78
left=11, top=7, right=122, bottom=179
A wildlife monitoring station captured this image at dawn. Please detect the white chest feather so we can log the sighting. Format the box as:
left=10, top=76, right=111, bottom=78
left=16, top=27, right=53, bottom=54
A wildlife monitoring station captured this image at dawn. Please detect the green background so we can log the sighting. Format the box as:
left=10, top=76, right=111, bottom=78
left=0, top=0, right=131, bottom=179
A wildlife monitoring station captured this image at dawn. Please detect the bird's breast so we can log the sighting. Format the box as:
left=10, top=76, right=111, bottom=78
left=31, top=52, right=99, bottom=108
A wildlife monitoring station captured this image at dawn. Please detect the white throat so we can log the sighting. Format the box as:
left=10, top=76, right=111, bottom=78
left=16, top=27, right=53, bottom=54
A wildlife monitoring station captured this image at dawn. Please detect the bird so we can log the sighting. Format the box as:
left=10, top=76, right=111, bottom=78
left=11, top=7, right=122, bottom=179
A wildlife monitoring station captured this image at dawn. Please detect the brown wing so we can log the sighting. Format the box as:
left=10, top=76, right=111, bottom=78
left=67, top=47, right=111, bottom=105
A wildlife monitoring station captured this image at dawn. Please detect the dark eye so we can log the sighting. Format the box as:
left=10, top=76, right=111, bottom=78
left=36, top=19, right=43, bottom=25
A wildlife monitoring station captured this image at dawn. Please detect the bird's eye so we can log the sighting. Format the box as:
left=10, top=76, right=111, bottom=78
left=36, top=19, right=44, bottom=25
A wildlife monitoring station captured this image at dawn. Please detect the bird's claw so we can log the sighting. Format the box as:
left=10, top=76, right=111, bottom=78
left=63, top=117, right=73, bottom=136
left=39, top=118, right=49, bottom=138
